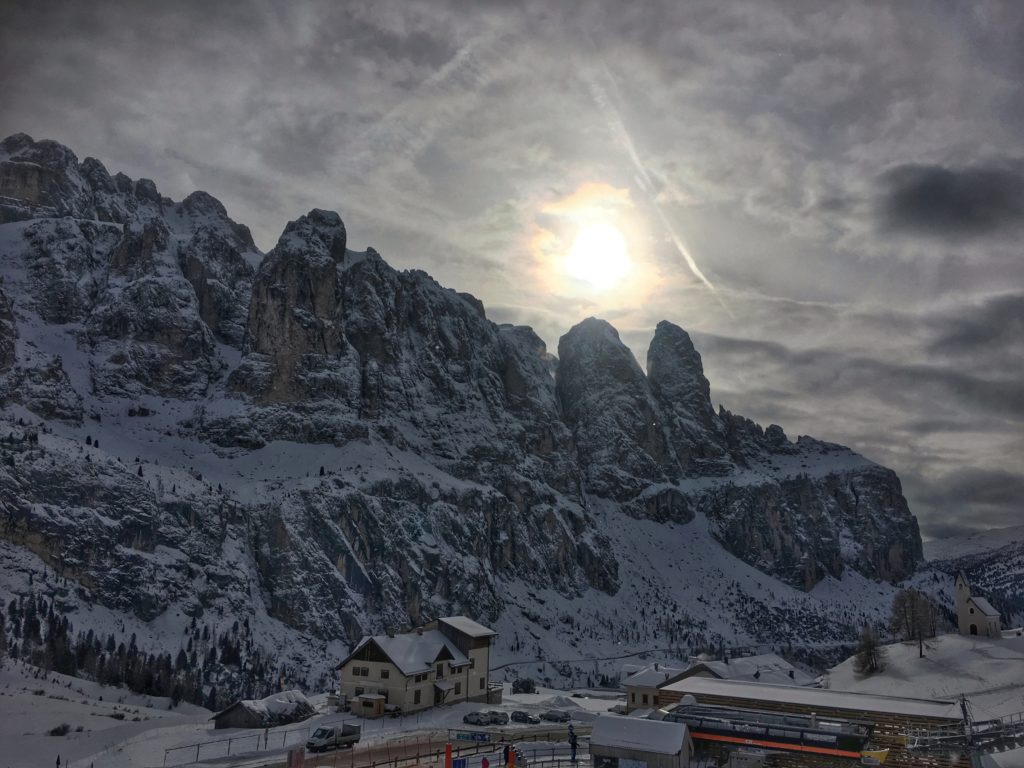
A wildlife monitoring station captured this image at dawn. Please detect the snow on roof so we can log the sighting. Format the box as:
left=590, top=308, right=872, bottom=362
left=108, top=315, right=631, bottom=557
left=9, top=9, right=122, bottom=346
left=694, top=654, right=815, bottom=686
left=357, top=693, right=385, bottom=701
left=662, top=678, right=965, bottom=721
left=344, top=629, right=469, bottom=676
left=439, top=616, right=497, bottom=638
left=623, top=665, right=686, bottom=688
left=591, top=714, right=689, bottom=755
left=970, top=597, right=1000, bottom=617
left=435, top=680, right=456, bottom=692
left=213, top=689, right=314, bottom=724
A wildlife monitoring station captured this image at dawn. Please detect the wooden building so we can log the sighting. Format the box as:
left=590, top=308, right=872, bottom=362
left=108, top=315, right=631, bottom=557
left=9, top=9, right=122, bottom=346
left=658, top=677, right=971, bottom=768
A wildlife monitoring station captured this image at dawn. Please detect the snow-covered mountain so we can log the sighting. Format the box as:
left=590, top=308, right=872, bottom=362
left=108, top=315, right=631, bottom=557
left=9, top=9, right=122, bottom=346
left=0, top=133, right=928, bottom=701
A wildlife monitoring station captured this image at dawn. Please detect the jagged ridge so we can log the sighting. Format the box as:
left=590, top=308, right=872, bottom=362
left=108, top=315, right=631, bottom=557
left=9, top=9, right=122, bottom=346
left=0, top=134, right=923, bottom=695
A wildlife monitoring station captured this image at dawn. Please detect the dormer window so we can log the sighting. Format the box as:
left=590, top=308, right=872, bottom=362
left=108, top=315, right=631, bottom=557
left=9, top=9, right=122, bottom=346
left=970, top=608, right=975, bottom=614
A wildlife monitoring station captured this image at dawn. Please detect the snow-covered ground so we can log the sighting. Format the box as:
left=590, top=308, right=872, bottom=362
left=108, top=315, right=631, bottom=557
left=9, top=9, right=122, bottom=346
left=824, top=631, right=1024, bottom=719
left=824, top=632, right=1024, bottom=768
left=0, top=664, right=616, bottom=768
left=0, top=659, right=210, bottom=768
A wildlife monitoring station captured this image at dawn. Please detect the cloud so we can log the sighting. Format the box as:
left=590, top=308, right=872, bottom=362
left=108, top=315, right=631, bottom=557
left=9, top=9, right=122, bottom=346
left=927, top=292, right=1024, bottom=356
left=2, top=0, right=1023, bottom=539
left=912, top=468, right=1024, bottom=536
left=877, top=161, right=1024, bottom=237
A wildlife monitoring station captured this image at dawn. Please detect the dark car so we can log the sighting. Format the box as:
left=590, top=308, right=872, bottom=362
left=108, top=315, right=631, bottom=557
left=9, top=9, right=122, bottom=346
left=487, top=710, right=510, bottom=725
left=540, top=710, right=572, bottom=723
left=511, top=710, right=541, bottom=724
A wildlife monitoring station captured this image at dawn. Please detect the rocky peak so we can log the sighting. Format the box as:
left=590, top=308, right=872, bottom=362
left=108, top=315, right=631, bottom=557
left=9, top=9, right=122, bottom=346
left=0, top=133, right=93, bottom=221
left=647, top=320, right=717, bottom=428
left=182, top=190, right=227, bottom=218
left=275, top=208, right=347, bottom=264
left=647, top=321, right=732, bottom=476
left=556, top=317, right=675, bottom=500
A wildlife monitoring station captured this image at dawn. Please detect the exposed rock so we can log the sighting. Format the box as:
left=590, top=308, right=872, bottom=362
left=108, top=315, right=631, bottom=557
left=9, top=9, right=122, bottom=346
left=0, top=285, right=15, bottom=371
left=0, top=134, right=927, bottom=700
left=557, top=317, right=674, bottom=499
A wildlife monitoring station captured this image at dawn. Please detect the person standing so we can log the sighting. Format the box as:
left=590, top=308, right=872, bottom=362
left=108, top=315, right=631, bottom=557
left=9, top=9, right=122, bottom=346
left=503, top=744, right=510, bottom=766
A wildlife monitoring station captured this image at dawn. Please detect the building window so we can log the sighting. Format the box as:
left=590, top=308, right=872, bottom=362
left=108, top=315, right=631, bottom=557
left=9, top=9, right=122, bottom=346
left=381, top=669, right=390, bottom=679
left=970, top=608, right=975, bottom=614
left=470, top=658, right=476, bottom=669
left=414, top=690, right=421, bottom=705
left=642, top=694, right=648, bottom=705
left=630, top=693, right=635, bottom=703
left=436, top=663, right=444, bottom=678
left=355, top=687, right=364, bottom=696
left=455, top=682, right=462, bottom=695
left=479, top=678, right=484, bottom=690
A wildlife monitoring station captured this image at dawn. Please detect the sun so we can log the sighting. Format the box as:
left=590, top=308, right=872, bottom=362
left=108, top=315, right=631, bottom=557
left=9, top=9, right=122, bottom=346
left=563, top=222, right=632, bottom=291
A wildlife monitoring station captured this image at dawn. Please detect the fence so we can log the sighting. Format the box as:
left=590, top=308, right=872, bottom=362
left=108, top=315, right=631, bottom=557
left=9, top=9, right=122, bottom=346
left=163, top=717, right=359, bottom=765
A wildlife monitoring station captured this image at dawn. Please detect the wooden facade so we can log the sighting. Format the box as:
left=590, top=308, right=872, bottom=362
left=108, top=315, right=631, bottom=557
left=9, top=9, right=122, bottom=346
left=658, top=684, right=972, bottom=768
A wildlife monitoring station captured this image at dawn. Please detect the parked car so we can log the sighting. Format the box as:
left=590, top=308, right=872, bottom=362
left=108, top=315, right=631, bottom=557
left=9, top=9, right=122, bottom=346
left=463, top=711, right=491, bottom=726
left=486, top=710, right=510, bottom=725
left=540, top=710, right=572, bottom=723
left=511, top=710, right=541, bottom=724
left=306, top=723, right=361, bottom=752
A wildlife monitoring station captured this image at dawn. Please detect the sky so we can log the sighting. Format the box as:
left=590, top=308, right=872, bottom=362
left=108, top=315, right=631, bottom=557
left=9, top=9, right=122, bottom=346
left=2, top=0, right=1022, bottom=540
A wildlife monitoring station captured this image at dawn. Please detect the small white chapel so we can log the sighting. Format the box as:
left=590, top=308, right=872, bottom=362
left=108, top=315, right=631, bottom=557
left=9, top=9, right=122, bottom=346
left=955, top=570, right=1001, bottom=637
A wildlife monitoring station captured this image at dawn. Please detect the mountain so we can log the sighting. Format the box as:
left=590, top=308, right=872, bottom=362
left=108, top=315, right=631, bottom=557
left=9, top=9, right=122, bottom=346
left=0, top=133, right=925, bottom=703
left=923, top=527, right=1024, bottom=628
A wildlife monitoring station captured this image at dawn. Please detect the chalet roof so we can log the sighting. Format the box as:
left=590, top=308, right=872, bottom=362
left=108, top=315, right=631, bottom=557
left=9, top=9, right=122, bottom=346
left=661, top=678, right=964, bottom=721
left=688, top=653, right=815, bottom=687
left=591, top=714, right=689, bottom=755
left=622, top=665, right=686, bottom=688
left=210, top=690, right=313, bottom=723
left=439, top=616, right=497, bottom=638
left=970, top=596, right=1000, bottom=617
left=339, top=629, right=469, bottom=676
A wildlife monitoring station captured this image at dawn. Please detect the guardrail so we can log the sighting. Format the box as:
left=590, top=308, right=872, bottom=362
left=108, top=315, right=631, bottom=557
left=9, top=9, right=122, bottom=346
left=164, top=716, right=589, bottom=767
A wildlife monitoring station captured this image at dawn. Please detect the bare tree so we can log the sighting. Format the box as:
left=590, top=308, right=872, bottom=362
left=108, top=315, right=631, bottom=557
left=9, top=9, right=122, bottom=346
left=890, top=588, right=938, bottom=658
left=853, top=624, right=886, bottom=675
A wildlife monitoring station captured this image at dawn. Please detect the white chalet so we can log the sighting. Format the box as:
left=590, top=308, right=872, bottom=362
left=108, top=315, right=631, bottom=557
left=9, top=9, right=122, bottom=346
left=955, top=571, right=1001, bottom=638
left=337, top=616, right=497, bottom=716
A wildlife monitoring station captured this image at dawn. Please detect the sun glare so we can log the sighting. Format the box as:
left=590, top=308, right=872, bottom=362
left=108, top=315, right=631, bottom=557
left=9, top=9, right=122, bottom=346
left=563, top=222, right=632, bottom=291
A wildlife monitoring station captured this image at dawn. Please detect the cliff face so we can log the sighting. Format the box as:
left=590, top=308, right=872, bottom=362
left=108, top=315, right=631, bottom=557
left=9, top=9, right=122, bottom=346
left=0, top=133, right=923, bottom=693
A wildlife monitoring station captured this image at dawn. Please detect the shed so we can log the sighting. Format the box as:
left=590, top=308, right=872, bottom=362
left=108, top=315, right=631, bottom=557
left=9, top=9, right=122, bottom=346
left=591, top=714, right=692, bottom=768
left=355, top=692, right=386, bottom=718
left=211, top=700, right=264, bottom=729
left=211, top=690, right=315, bottom=730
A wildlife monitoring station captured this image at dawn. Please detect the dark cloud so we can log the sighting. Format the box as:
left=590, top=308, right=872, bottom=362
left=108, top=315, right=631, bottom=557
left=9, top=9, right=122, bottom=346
left=694, top=331, right=1024, bottom=423
left=877, top=162, right=1024, bottom=237
left=927, top=292, right=1024, bottom=355
left=912, top=468, right=1024, bottom=534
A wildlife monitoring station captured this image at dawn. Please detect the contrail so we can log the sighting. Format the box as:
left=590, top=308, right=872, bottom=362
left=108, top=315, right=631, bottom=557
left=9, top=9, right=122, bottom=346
left=581, top=55, right=718, bottom=294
